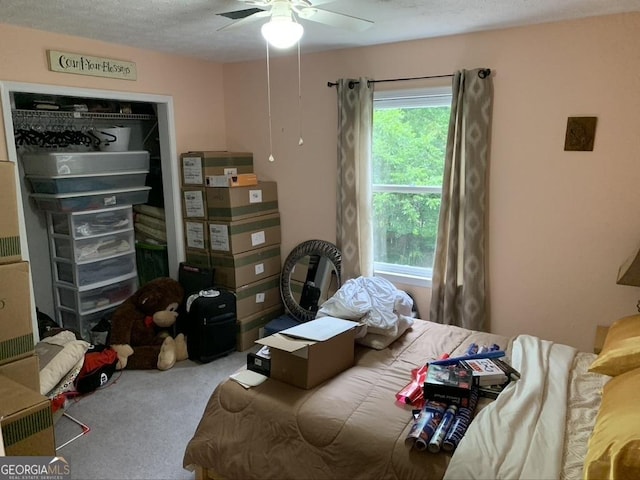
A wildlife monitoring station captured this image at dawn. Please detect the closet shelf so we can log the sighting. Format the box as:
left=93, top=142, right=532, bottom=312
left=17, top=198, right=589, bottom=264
left=12, top=109, right=155, bottom=121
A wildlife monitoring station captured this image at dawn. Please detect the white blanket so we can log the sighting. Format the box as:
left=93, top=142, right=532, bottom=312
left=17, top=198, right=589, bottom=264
left=445, top=334, right=577, bottom=480
left=315, top=276, right=413, bottom=336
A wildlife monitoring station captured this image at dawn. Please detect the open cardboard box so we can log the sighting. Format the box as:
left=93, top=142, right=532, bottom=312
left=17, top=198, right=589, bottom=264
left=256, top=317, right=357, bottom=389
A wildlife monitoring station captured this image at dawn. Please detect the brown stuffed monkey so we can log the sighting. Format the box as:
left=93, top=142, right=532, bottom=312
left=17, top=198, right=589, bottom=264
left=109, top=277, right=188, bottom=370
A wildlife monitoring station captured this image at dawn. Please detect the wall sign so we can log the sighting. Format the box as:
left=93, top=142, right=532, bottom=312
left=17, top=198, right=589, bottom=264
left=47, top=50, right=137, bottom=81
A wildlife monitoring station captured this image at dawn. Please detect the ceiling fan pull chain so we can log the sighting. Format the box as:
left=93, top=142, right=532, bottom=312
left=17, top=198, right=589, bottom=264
left=297, top=40, right=304, bottom=147
left=266, top=41, right=275, bottom=162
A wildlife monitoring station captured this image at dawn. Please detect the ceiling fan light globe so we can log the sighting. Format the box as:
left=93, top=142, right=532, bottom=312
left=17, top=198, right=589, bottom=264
left=261, top=19, right=303, bottom=49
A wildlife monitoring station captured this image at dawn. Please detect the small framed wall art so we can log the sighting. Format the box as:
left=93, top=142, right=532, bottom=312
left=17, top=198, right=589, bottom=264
left=564, top=116, right=597, bottom=151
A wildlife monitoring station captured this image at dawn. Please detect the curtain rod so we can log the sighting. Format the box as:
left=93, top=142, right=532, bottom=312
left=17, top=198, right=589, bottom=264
left=326, top=68, right=491, bottom=88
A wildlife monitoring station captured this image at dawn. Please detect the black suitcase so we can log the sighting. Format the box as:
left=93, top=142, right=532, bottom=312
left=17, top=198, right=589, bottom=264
left=178, top=262, right=215, bottom=298
left=176, top=262, right=216, bottom=335
left=186, top=289, right=237, bottom=363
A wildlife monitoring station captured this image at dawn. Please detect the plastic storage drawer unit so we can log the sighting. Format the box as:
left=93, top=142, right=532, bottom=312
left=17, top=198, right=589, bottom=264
left=55, top=274, right=138, bottom=314
left=31, top=186, right=151, bottom=212
left=27, top=171, right=148, bottom=194
left=58, top=305, right=118, bottom=342
left=50, top=206, right=133, bottom=238
left=54, top=252, right=137, bottom=287
left=21, top=151, right=150, bottom=176
left=53, top=229, right=134, bottom=262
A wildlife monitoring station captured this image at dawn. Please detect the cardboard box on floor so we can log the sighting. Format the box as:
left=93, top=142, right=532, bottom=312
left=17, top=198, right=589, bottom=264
left=0, top=374, right=55, bottom=456
left=232, top=274, right=282, bottom=318
left=256, top=317, right=357, bottom=389
left=0, top=354, right=40, bottom=392
left=0, top=261, right=34, bottom=366
left=236, top=304, right=284, bottom=352
left=185, top=248, right=213, bottom=269
left=0, top=161, right=22, bottom=265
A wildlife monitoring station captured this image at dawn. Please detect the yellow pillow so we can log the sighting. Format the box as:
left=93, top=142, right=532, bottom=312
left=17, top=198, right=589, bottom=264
left=589, top=314, right=640, bottom=376
left=584, top=367, right=640, bottom=479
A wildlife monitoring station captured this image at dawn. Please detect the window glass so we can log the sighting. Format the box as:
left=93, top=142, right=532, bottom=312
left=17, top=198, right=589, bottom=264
left=372, top=87, right=452, bottom=283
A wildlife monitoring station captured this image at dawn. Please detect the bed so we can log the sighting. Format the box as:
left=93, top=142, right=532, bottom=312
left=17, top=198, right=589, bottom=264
left=182, top=314, right=640, bottom=480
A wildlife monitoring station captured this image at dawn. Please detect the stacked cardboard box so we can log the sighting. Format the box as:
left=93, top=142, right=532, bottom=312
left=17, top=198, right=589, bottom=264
left=0, top=161, right=56, bottom=456
left=180, top=152, right=284, bottom=351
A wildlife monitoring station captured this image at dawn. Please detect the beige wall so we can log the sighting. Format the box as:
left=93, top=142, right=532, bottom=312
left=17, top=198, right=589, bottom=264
left=0, top=23, right=227, bottom=158
left=223, top=12, right=640, bottom=352
left=2, top=14, right=640, bottom=353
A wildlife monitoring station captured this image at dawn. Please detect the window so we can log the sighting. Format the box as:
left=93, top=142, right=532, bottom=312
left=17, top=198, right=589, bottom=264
left=372, top=86, right=452, bottom=286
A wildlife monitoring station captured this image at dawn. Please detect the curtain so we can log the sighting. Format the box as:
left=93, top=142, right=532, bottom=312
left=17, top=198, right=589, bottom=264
left=336, top=78, right=374, bottom=280
left=429, top=68, right=493, bottom=331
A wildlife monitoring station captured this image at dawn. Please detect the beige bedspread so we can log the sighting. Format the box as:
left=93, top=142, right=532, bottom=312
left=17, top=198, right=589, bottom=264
left=183, top=319, right=511, bottom=480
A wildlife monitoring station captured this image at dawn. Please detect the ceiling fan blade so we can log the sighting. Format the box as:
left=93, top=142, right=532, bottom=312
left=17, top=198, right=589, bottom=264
left=217, top=10, right=270, bottom=31
left=218, top=7, right=264, bottom=20
left=299, top=7, right=373, bottom=31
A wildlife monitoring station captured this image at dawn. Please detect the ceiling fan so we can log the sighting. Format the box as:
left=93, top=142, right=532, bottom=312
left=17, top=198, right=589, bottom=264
left=217, top=0, right=374, bottom=49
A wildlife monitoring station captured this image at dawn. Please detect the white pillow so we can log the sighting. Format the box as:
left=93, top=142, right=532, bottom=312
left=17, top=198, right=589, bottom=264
left=356, top=315, right=414, bottom=350
left=37, top=332, right=90, bottom=395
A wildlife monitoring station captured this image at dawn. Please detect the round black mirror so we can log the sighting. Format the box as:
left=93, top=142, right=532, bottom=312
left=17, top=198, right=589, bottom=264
left=280, top=239, right=342, bottom=322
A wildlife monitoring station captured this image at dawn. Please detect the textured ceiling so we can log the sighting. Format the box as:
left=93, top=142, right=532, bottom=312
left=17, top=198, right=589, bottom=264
left=0, top=0, right=639, bottom=63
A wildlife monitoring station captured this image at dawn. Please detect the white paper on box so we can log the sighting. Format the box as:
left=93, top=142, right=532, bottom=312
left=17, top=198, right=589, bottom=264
left=223, top=167, right=238, bottom=176
left=186, top=221, right=205, bottom=249
left=249, top=189, right=263, bottom=204
left=256, top=293, right=265, bottom=303
left=282, top=317, right=356, bottom=342
left=182, top=157, right=203, bottom=184
left=251, top=230, right=265, bottom=246
left=184, top=190, right=205, bottom=217
left=205, top=175, right=229, bottom=187
left=209, top=224, right=230, bottom=251
left=255, top=263, right=265, bottom=275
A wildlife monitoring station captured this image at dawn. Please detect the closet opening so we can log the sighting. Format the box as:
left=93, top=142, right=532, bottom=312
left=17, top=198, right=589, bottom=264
left=0, top=82, right=183, bottom=341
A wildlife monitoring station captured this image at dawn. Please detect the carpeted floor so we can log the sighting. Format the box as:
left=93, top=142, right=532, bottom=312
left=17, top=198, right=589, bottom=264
left=54, top=350, right=248, bottom=480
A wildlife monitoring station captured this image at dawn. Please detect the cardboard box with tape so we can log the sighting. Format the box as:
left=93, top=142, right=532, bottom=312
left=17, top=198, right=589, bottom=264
left=180, top=151, right=253, bottom=187
left=210, top=244, right=281, bottom=289
left=0, top=375, right=55, bottom=456
left=0, top=161, right=22, bottom=265
left=209, top=212, right=281, bottom=255
left=232, top=274, right=282, bottom=318
left=0, top=261, right=34, bottom=366
left=0, top=354, right=39, bottom=392
left=256, top=317, right=357, bottom=389
left=206, top=181, right=278, bottom=221
left=236, top=304, right=284, bottom=352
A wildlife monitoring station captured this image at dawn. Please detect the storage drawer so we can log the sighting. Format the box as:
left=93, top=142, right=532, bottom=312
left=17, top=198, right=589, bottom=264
left=53, top=229, right=134, bottom=262
left=50, top=206, right=133, bottom=238
left=22, top=151, right=150, bottom=176
left=55, top=275, right=137, bottom=314
left=28, top=172, right=148, bottom=194
left=54, top=252, right=137, bottom=287
left=31, top=186, right=151, bottom=212
left=58, top=306, right=118, bottom=342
